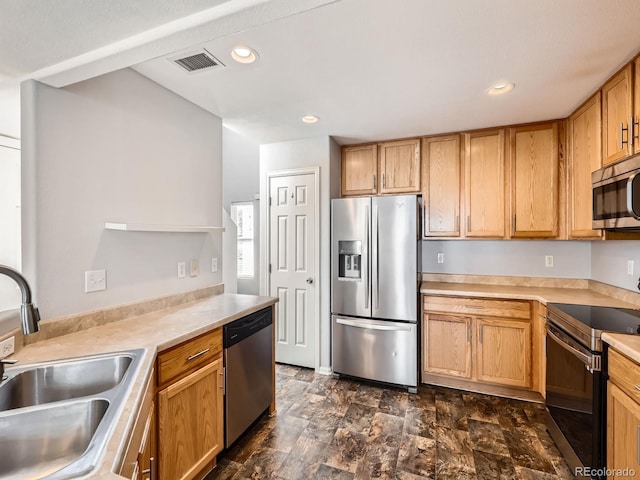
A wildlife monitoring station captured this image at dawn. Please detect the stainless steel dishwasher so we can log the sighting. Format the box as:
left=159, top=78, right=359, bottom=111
left=223, top=306, right=273, bottom=448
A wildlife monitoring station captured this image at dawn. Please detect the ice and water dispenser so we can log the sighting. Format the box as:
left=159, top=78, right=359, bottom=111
left=338, top=240, right=362, bottom=280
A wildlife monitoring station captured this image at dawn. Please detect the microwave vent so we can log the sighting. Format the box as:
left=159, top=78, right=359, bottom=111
left=172, top=50, right=223, bottom=73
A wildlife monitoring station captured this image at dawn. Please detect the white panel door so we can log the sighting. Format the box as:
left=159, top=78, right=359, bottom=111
left=269, top=173, right=316, bottom=368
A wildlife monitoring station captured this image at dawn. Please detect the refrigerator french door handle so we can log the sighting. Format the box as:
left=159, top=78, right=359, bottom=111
left=336, top=318, right=413, bottom=331
left=364, top=205, right=370, bottom=309
left=372, top=204, right=379, bottom=311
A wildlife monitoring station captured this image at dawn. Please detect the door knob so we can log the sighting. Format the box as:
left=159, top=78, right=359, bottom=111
left=306, top=277, right=313, bottom=284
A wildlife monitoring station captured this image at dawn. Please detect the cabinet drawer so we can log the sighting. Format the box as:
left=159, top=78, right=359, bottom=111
left=608, top=348, right=640, bottom=405
left=423, top=296, right=530, bottom=320
left=157, top=328, right=222, bottom=389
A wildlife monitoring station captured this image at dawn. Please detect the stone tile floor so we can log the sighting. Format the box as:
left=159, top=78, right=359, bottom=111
left=205, top=364, right=574, bottom=479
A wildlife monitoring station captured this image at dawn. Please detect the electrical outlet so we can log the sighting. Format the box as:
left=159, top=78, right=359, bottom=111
left=545, top=255, right=554, bottom=268
left=437, top=253, right=444, bottom=264
left=84, top=269, right=106, bottom=293
left=177, top=261, right=186, bottom=278
left=190, top=259, right=199, bottom=277
left=0, top=336, right=15, bottom=357
left=211, top=257, right=218, bottom=273
left=628, top=260, right=635, bottom=275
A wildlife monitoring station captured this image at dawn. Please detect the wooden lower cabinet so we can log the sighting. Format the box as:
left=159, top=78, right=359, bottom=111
left=156, top=326, right=225, bottom=480
left=423, top=313, right=471, bottom=378
left=476, top=317, right=531, bottom=388
left=607, top=382, right=640, bottom=478
left=138, top=402, right=156, bottom=480
left=422, top=295, right=534, bottom=391
left=120, top=370, right=157, bottom=480
left=158, top=359, right=224, bottom=480
left=607, top=347, right=640, bottom=477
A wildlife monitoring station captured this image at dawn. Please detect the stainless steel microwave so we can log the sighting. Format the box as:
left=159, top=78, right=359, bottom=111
left=592, top=154, right=640, bottom=230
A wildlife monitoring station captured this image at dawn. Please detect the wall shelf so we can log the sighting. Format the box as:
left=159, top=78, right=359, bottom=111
left=104, top=222, right=225, bottom=233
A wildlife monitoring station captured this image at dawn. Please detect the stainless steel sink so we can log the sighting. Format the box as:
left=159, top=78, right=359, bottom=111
left=0, top=349, right=144, bottom=479
left=0, top=354, right=132, bottom=411
left=0, top=399, right=109, bottom=479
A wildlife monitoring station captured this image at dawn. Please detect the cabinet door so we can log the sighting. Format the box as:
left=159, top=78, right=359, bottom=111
left=510, top=123, right=559, bottom=238
left=635, top=58, right=640, bottom=156
left=464, top=130, right=506, bottom=237
left=341, top=145, right=378, bottom=196
left=379, top=139, right=420, bottom=194
left=602, top=64, right=633, bottom=165
left=568, top=93, right=602, bottom=239
left=422, top=312, right=471, bottom=379
left=476, top=317, right=531, bottom=388
left=138, top=402, right=157, bottom=480
left=607, top=382, right=640, bottom=479
left=158, top=359, right=224, bottom=480
left=422, top=135, right=461, bottom=237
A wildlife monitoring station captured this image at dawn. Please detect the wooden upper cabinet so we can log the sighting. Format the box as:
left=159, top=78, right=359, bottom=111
left=379, top=139, right=421, bottom=194
left=602, top=64, right=633, bottom=165
left=568, top=93, right=602, bottom=239
left=341, top=144, right=378, bottom=196
left=422, top=135, right=461, bottom=237
left=635, top=58, right=640, bottom=156
left=464, top=130, right=506, bottom=238
left=510, top=122, right=559, bottom=238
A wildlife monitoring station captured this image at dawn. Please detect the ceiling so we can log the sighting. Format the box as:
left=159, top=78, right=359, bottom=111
left=3, top=0, right=640, bottom=145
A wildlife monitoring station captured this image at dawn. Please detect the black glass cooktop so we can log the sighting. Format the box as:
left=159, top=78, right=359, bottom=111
left=549, top=303, right=640, bottom=334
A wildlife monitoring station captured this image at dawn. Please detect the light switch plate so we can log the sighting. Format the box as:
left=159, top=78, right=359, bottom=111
left=177, top=261, right=186, bottom=278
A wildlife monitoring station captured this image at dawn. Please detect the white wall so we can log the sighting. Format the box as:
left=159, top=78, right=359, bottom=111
left=21, top=69, right=223, bottom=320
left=222, top=127, right=260, bottom=295
left=222, top=127, right=260, bottom=212
left=591, top=241, right=640, bottom=291
left=0, top=86, right=21, bottom=139
left=222, top=209, right=238, bottom=294
left=259, top=136, right=340, bottom=373
left=0, top=137, right=21, bottom=312
left=423, top=240, right=592, bottom=279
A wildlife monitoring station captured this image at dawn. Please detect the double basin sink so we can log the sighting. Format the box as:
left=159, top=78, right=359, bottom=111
left=0, top=349, right=144, bottom=479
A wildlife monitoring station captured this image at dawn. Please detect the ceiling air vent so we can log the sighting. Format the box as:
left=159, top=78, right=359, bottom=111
left=171, top=50, right=224, bottom=73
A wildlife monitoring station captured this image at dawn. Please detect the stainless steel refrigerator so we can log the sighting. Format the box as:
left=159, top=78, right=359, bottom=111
left=331, top=194, right=420, bottom=391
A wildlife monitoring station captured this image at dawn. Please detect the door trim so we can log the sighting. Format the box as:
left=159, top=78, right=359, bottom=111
left=262, top=166, right=320, bottom=370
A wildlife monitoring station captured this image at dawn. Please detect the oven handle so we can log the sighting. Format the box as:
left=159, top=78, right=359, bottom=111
left=546, top=323, right=595, bottom=369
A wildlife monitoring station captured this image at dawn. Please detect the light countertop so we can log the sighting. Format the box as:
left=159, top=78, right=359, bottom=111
left=421, top=281, right=640, bottom=308
left=8, top=293, right=277, bottom=479
left=603, top=332, right=640, bottom=364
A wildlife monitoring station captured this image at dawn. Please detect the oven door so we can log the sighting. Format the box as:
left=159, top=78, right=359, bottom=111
left=545, top=321, right=603, bottom=476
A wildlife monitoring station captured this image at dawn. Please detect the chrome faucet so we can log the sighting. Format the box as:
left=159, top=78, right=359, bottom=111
left=0, top=265, right=40, bottom=335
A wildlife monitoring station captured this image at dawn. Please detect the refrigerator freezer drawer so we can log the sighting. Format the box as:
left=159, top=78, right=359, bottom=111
left=332, top=315, right=417, bottom=387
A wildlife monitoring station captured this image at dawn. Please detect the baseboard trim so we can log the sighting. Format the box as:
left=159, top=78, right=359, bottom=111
left=316, top=366, right=333, bottom=376
left=422, top=373, right=544, bottom=403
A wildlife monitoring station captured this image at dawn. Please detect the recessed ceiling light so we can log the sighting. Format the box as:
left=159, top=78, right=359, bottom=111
left=231, top=46, right=258, bottom=64
left=486, top=82, right=515, bottom=96
left=302, top=115, right=319, bottom=124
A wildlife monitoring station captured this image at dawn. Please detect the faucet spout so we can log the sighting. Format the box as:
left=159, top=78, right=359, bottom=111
left=0, top=265, right=40, bottom=334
